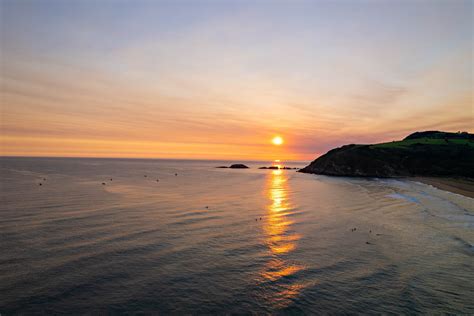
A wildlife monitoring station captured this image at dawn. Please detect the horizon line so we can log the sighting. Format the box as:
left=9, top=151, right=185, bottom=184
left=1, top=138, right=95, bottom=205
left=0, top=155, right=311, bottom=163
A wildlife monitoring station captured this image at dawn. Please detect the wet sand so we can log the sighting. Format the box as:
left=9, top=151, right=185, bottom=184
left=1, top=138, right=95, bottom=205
left=413, top=177, right=474, bottom=198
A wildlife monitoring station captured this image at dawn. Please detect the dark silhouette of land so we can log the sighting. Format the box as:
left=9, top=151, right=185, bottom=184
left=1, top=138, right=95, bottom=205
left=216, top=164, right=249, bottom=169
left=300, top=131, right=474, bottom=197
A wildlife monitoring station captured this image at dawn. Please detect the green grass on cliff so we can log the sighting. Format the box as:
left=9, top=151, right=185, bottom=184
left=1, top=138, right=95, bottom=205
left=371, top=138, right=474, bottom=149
left=302, top=131, right=474, bottom=177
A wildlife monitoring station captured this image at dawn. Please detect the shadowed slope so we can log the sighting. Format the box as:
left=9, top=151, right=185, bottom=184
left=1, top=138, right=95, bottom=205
left=299, top=131, right=474, bottom=178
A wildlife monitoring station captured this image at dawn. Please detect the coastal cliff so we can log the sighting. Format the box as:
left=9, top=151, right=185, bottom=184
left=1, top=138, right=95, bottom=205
left=299, top=131, right=474, bottom=178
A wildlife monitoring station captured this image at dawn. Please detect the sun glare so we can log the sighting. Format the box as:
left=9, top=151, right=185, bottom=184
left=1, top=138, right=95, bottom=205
left=272, top=136, right=284, bottom=146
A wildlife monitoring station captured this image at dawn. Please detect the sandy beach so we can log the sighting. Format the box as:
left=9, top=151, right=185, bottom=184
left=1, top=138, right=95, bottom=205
left=413, top=177, right=474, bottom=198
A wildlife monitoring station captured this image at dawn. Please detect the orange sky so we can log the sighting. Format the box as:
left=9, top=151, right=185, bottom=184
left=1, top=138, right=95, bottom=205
left=1, top=1, right=472, bottom=161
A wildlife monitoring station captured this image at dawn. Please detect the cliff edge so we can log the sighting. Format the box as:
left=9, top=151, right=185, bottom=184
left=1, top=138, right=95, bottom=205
left=299, top=131, right=474, bottom=178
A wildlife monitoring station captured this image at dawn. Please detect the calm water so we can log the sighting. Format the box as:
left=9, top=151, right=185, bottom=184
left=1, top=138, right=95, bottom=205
left=1, top=157, right=473, bottom=314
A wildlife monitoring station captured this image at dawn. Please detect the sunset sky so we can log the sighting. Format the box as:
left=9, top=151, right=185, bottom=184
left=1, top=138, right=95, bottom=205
left=1, top=0, right=472, bottom=160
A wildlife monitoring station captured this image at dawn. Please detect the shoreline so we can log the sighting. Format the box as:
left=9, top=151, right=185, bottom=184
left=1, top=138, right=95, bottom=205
left=411, top=177, right=474, bottom=198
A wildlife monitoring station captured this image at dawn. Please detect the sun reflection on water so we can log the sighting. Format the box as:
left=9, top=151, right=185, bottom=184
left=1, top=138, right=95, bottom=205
left=264, top=169, right=300, bottom=255
left=259, top=169, right=303, bottom=308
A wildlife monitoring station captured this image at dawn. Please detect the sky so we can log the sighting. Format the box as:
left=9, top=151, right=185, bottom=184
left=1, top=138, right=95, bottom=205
left=1, top=0, right=472, bottom=161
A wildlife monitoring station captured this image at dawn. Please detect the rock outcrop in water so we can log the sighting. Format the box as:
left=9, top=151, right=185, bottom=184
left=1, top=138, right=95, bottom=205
left=299, top=131, right=474, bottom=178
left=216, top=164, right=250, bottom=169
left=230, top=164, right=249, bottom=169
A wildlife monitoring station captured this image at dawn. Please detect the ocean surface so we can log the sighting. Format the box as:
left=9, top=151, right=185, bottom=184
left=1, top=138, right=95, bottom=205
left=1, top=157, right=473, bottom=314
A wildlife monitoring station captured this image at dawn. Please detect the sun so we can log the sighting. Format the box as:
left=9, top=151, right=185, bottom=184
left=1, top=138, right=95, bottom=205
left=272, top=136, right=284, bottom=146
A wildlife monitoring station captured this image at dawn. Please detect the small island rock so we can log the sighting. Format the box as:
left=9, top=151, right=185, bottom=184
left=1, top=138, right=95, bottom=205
left=229, top=164, right=249, bottom=169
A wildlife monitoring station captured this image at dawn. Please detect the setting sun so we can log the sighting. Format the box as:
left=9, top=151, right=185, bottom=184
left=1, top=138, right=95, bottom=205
left=272, top=136, right=284, bottom=146
left=0, top=1, right=472, bottom=314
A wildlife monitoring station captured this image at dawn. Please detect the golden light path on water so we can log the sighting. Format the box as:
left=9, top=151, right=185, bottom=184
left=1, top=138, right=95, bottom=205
left=260, top=169, right=304, bottom=308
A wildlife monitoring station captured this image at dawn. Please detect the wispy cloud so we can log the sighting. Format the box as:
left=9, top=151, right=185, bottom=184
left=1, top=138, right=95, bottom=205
left=1, top=0, right=472, bottom=160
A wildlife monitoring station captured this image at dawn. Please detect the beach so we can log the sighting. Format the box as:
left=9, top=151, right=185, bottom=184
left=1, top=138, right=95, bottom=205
left=413, top=177, right=474, bottom=198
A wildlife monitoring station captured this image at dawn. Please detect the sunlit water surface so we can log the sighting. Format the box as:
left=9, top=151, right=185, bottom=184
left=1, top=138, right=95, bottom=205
left=1, top=158, right=473, bottom=314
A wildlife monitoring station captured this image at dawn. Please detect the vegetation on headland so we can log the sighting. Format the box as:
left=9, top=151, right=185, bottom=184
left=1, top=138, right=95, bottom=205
left=299, top=131, right=474, bottom=178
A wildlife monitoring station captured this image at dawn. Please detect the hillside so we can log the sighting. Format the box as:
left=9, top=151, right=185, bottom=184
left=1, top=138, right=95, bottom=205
left=299, top=131, right=474, bottom=178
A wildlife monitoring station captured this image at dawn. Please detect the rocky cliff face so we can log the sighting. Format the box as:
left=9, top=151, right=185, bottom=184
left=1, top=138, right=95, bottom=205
left=299, top=132, right=474, bottom=178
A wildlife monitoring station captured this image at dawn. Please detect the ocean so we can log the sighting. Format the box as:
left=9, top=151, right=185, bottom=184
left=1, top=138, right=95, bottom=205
left=1, top=157, right=473, bottom=314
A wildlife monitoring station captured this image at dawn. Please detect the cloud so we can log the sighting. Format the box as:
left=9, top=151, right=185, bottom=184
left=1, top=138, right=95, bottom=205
left=1, top=0, right=472, bottom=160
